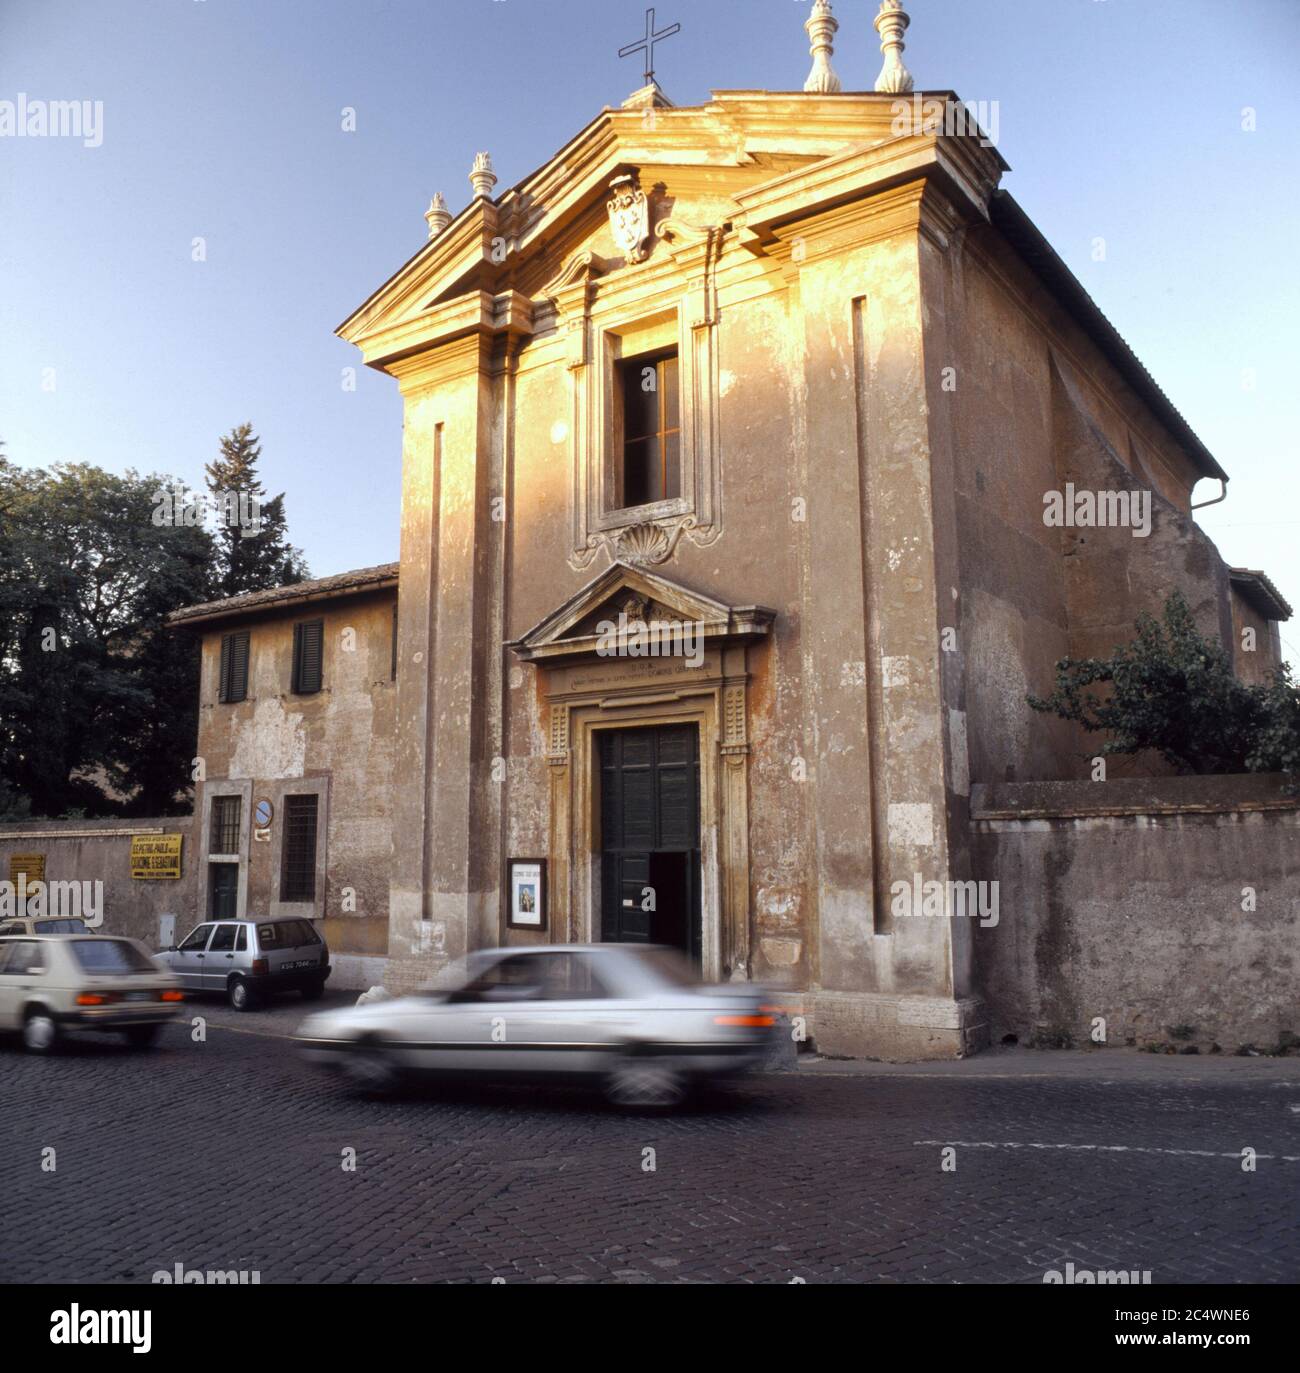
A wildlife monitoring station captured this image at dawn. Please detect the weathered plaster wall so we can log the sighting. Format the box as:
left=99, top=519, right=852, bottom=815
left=1231, top=588, right=1285, bottom=685
left=935, top=224, right=1241, bottom=784
left=0, top=816, right=197, bottom=947
left=194, top=591, right=396, bottom=962
left=971, top=776, right=1299, bottom=1052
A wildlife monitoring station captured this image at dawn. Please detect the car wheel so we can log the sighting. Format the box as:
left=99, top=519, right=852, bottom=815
left=23, top=1010, right=60, bottom=1055
left=604, top=1057, right=685, bottom=1109
left=301, top=980, right=326, bottom=1002
left=342, top=1037, right=400, bottom=1094
left=227, top=977, right=256, bottom=1012
left=123, top=1024, right=162, bottom=1049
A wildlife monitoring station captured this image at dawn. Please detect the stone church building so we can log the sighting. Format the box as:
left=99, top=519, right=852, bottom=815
left=163, top=4, right=1292, bottom=1057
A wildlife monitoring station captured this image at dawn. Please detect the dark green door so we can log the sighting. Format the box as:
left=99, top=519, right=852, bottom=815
left=599, top=725, right=701, bottom=961
left=209, top=862, right=239, bottom=920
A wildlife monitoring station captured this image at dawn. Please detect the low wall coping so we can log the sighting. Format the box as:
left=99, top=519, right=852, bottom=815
left=0, top=819, right=192, bottom=841
left=970, top=773, right=1298, bottom=821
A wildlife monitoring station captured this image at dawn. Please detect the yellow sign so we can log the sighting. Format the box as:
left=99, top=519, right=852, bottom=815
left=131, top=834, right=183, bottom=880
left=8, top=853, right=45, bottom=885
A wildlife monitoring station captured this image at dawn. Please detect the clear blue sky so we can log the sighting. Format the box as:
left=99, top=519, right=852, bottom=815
left=2, top=0, right=1297, bottom=662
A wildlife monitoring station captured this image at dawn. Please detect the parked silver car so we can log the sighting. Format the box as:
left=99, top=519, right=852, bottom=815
left=154, top=917, right=330, bottom=1011
left=0, top=934, right=183, bottom=1053
left=296, top=944, right=779, bottom=1106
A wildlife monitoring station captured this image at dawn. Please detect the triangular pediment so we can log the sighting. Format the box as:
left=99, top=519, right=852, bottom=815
left=507, top=562, right=774, bottom=664
left=336, top=91, right=998, bottom=373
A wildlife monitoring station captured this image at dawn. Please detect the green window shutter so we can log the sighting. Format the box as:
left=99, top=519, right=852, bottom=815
left=229, top=631, right=249, bottom=703
left=219, top=631, right=249, bottom=704
left=293, top=619, right=323, bottom=695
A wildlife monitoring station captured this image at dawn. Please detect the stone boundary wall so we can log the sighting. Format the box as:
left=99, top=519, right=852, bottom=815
left=970, top=774, right=1298, bottom=1053
left=0, top=815, right=197, bottom=949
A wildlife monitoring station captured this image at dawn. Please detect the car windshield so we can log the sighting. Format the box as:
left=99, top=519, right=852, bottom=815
left=33, top=918, right=89, bottom=934
left=70, top=939, right=156, bottom=975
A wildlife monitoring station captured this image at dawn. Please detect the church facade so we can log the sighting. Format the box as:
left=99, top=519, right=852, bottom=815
left=165, top=10, right=1291, bottom=1057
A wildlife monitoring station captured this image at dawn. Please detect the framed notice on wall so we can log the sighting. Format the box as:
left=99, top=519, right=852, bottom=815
left=507, top=858, right=546, bottom=931
left=130, top=834, right=183, bottom=880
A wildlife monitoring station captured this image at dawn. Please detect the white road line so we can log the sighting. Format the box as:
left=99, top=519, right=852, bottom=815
left=914, top=1140, right=1300, bottom=1162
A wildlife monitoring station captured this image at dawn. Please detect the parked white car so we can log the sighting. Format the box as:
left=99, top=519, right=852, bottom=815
left=0, top=935, right=183, bottom=1053
left=296, top=943, right=780, bottom=1107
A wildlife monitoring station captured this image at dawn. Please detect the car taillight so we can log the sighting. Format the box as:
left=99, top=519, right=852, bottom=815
left=714, top=1014, right=776, bottom=1028
left=77, top=992, right=119, bottom=1006
left=161, top=990, right=184, bottom=1002
left=252, top=958, right=268, bottom=976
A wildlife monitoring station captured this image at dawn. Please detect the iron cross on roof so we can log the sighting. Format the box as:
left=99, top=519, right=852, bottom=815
left=618, top=7, right=681, bottom=89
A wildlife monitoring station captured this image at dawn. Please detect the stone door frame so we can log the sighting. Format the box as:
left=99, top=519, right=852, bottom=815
left=545, top=658, right=753, bottom=984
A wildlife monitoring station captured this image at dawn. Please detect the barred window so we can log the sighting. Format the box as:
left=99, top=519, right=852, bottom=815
left=292, top=619, right=324, bottom=695
left=210, top=795, right=241, bottom=854
left=218, top=631, right=250, bottom=704
left=280, top=794, right=319, bottom=902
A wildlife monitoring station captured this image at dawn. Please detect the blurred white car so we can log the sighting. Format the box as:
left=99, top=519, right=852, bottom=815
left=0, top=934, right=183, bottom=1053
left=296, top=944, right=780, bottom=1107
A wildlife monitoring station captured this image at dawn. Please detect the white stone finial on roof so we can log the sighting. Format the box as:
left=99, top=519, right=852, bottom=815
left=469, top=151, right=497, bottom=200
left=804, top=0, right=842, bottom=94
left=873, top=0, right=914, bottom=94
left=424, top=191, right=452, bottom=241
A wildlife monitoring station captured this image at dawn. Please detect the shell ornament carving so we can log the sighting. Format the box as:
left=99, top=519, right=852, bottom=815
left=614, top=522, right=679, bottom=567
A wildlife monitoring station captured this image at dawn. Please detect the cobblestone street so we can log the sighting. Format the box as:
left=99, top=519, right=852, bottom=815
left=3, top=993, right=1297, bottom=1285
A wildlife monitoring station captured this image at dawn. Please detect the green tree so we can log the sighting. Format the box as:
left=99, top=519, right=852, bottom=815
left=0, top=460, right=215, bottom=816
left=1, top=439, right=312, bottom=818
left=205, top=423, right=308, bottom=597
left=1028, top=591, right=1300, bottom=780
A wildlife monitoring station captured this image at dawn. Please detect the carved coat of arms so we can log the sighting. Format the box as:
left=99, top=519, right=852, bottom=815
left=607, top=173, right=652, bottom=264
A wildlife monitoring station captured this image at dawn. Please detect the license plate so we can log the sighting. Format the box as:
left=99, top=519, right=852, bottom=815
left=125, top=991, right=154, bottom=1002
left=283, top=960, right=314, bottom=971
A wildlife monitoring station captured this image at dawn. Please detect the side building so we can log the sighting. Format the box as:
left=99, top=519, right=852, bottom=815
left=166, top=564, right=398, bottom=990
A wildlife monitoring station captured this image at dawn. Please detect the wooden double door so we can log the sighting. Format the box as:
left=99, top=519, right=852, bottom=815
left=598, top=725, right=702, bottom=962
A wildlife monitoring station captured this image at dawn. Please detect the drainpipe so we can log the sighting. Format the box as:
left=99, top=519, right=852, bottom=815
left=1192, top=478, right=1228, bottom=511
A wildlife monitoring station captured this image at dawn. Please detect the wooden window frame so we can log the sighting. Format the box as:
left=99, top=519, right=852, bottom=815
left=614, top=348, right=681, bottom=512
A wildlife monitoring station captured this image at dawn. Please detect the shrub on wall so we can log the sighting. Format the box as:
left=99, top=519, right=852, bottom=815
left=1028, top=591, right=1300, bottom=783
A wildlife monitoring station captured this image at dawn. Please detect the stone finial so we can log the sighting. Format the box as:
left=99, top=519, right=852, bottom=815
left=424, top=191, right=452, bottom=241
left=469, top=151, right=497, bottom=200
left=873, top=0, right=914, bottom=94
left=803, top=0, right=842, bottom=94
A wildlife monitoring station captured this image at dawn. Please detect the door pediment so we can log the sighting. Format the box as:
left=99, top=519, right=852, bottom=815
left=507, top=562, right=774, bottom=665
